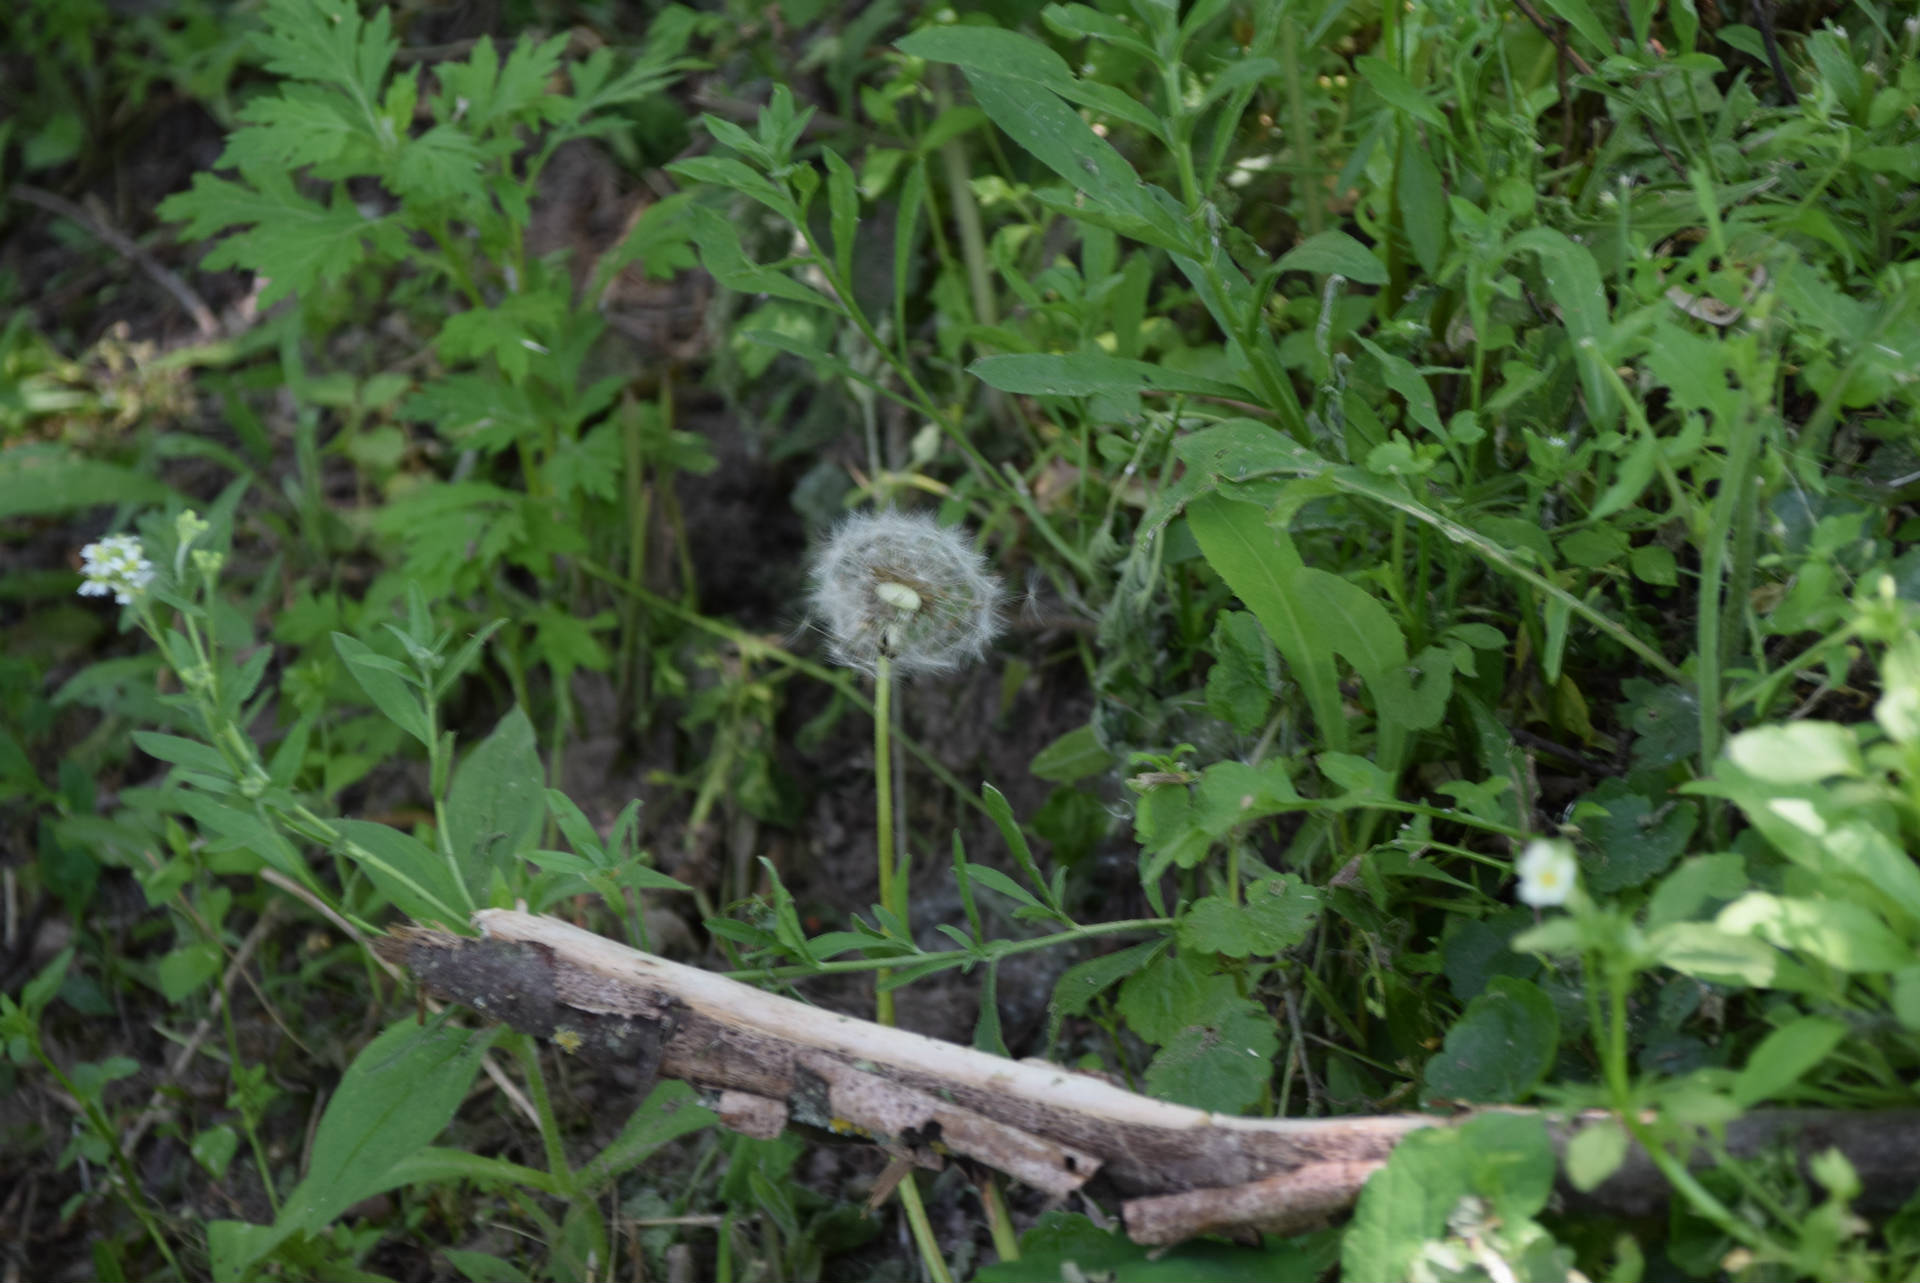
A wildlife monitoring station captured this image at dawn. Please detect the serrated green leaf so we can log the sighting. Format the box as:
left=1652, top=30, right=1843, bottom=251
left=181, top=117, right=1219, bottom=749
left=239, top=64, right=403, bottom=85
left=1178, top=875, right=1323, bottom=958
left=1142, top=1003, right=1278, bottom=1112
left=1578, top=780, right=1696, bottom=893
left=160, top=171, right=400, bottom=306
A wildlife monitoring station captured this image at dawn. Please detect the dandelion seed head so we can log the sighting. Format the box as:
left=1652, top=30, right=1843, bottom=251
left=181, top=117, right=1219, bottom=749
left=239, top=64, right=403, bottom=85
left=807, top=509, right=1002, bottom=677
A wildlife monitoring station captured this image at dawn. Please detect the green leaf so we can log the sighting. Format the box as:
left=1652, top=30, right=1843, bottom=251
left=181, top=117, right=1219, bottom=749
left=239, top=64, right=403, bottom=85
left=896, top=25, right=1166, bottom=140
left=1047, top=939, right=1164, bottom=1047
left=1424, top=976, right=1557, bottom=1103
left=1646, top=853, right=1746, bottom=930
left=214, top=1018, right=498, bottom=1278
left=446, top=706, right=545, bottom=897
left=1648, top=922, right=1783, bottom=988
left=1117, top=951, right=1240, bottom=1046
left=333, top=633, right=431, bottom=746
left=1030, top=724, right=1114, bottom=784
left=1724, top=722, right=1863, bottom=784
left=1577, top=780, right=1696, bottom=893
left=1356, top=338, right=1445, bottom=438
left=1187, top=492, right=1346, bottom=754
left=1343, top=1113, right=1554, bottom=1280
left=1274, top=230, right=1389, bottom=285
left=251, top=0, right=396, bottom=101
left=968, top=353, right=1253, bottom=400
left=159, top=170, right=401, bottom=307
left=978, top=1209, right=1336, bottom=1283
left=1177, top=875, right=1323, bottom=958
left=1505, top=227, right=1615, bottom=425
left=1142, top=1002, right=1279, bottom=1113
left=1716, top=893, right=1913, bottom=973
left=1205, top=610, right=1273, bottom=735
left=1732, top=1016, right=1848, bottom=1107
left=1190, top=760, right=1301, bottom=835
left=1396, top=126, right=1448, bottom=275
left=335, top=819, right=469, bottom=926
left=1559, top=525, right=1630, bottom=568
left=0, top=448, right=177, bottom=521
left=1564, top=1118, right=1630, bottom=1192
left=1535, top=0, right=1617, bottom=54
left=1355, top=54, right=1450, bottom=129
left=132, top=732, right=234, bottom=780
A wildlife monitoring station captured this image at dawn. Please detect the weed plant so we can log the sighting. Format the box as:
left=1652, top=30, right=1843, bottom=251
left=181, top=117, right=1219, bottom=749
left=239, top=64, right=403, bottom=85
left=5, top=0, right=1920, bottom=1278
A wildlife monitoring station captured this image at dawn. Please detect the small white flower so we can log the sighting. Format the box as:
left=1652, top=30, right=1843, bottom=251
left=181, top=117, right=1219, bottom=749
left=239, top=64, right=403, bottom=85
left=807, top=509, right=1002, bottom=677
left=77, top=533, right=156, bottom=606
left=1515, top=838, right=1578, bottom=907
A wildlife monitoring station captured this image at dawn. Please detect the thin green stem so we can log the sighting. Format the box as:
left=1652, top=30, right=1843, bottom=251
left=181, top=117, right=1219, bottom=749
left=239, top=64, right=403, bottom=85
left=895, top=1174, right=953, bottom=1283
left=875, top=652, right=898, bottom=1028
left=510, top=1033, right=573, bottom=1189
left=724, top=917, right=1174, bottom=984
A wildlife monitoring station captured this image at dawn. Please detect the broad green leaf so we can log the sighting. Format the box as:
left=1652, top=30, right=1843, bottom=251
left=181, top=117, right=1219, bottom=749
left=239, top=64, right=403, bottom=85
left=446, top=706, right=545, bottom=897
left=1030, top=724, right=1114, bottom=783
left=1187, top=492, right=1345, bottom=753
left=335, top=819, right=469, bottom=926
left=1578, top=780, right=1696, bottom=893
left=1143, top=1002, right=1278, bottom=1113
left=1344, top=1113, right=1553, bottom=1280
left=1191, top=760, right=1300, bottom=835
left=1396, top=126, right=1448, bottom=275
left=1274, top=230, right=1389, bottom=285
left=1117, top=951, right=1241, bottom=1045
left=1732, top=1016, right=1848, bottom=1107
left=1645, top=853, right=1746, bottom=930
left=896, top=26, right=1166, bottom=139
left=1505, top=227, right=1615, bottom=425
left=1355, top=54, right=1450, bottom=129
left=1047, top=939, right=1165, bottom=1047
left=1356, top=338, right=1445, bottom=440
left=1716, top=893, right=1913, bottom=973
left=174, top=791, right=307, bottom=884
left=333, top=632, right=431, bottom=746
left=1565, top=1119, right=1630, bottom=1192
left=1423, top=976, right=1557, bottom=1103
left=1534, top=0, right=1616, bottom=55
left=0, top=449, right=177, bottom=521
left=1649, top=922, right=1783, bottom=988
left=214, top=1018, right=499, bottom=1278
left=969, top=353, right=1252, bottom=400
left=1724, top=722, right=1862, bottom=784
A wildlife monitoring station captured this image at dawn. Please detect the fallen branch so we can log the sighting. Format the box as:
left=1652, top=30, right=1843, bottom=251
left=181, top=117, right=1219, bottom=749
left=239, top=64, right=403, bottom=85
left=375, top=911, right=1920, bottom=1246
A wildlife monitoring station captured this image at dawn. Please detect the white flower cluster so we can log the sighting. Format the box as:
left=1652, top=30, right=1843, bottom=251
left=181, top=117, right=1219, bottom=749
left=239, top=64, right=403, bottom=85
left=77, top=533, right=156, bottom=605
left=807, top=509, right=1002, bottom=677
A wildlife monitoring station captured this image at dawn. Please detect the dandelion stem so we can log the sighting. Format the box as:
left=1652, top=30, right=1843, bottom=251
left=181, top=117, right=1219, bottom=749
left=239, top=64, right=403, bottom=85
left=874, top=651, right=898, bottom=1028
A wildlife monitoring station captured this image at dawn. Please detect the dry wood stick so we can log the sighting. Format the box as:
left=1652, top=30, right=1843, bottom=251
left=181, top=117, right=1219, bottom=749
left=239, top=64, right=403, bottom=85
left=376, top=910, right=1920, bottom=1247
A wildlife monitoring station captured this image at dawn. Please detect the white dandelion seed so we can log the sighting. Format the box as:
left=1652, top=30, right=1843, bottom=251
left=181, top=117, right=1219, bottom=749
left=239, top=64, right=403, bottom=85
left=807, top=509, right=1002, bottom=677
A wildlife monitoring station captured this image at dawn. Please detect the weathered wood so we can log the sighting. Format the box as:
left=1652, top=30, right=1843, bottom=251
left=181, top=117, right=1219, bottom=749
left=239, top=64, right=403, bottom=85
left=375, top=910, right=1920, bottom=1247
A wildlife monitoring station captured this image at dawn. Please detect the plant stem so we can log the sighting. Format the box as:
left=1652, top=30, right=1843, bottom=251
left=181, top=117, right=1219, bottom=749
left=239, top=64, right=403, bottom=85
left=510, top=1033, right=573, bottom=1188
left=875, top=652, right=898, bottom=1028
left=895, top=1173, right=953, bottom=1283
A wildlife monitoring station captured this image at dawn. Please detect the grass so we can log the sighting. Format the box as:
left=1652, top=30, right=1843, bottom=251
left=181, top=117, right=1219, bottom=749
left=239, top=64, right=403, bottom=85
left=4, top=0, right=1920, bottom=1278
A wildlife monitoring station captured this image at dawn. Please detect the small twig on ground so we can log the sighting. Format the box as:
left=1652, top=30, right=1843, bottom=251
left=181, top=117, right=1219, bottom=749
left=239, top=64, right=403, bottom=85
left=9, top=185, right=219, bottom=338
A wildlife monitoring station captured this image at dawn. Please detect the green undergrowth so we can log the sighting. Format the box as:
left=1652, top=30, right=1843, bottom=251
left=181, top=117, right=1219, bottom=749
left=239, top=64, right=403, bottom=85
left=5, top=0, right=1920, bottom=1278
